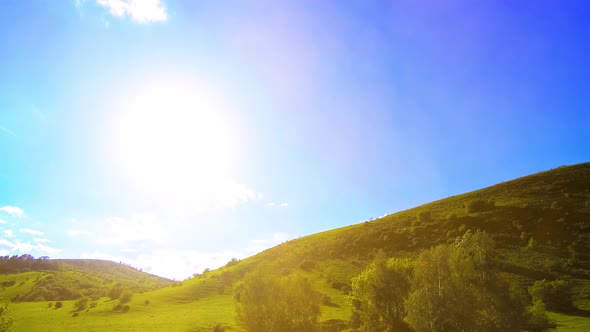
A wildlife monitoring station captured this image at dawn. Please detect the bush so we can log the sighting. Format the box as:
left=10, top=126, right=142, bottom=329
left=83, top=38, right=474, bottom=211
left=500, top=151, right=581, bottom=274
left=112, top=304, right=123, bottom=311
left=54, top=301, right=62, bottom=309
left=72, top=313, right=79, bottom=317
left=89, top=301, right=97, bottom=309
left=119, top=290, right=133, bottom=304
left=74, top=296, right=90, bottom=311
left=48, top=302, right=53, bottom=308
left=417, top=211, right=431, bottom=223
left=0, top=299, right=13, bottom=332
left=121, top=305, right=130, bottom=313
left=213, top=323, right=225, bottom=332
left=529, top=279, right=572, bottom=311
left=144, top=299, right=150, bottom=305
left=465, top=199, right=495, bottom=213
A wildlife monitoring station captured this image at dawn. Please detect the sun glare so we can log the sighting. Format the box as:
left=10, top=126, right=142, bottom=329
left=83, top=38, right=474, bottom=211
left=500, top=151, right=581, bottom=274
left=110, top=81, right=238, bottom=210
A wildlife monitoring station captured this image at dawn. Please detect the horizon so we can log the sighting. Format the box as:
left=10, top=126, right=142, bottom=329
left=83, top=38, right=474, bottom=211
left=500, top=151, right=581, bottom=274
left=1, top=1, right=590, bottom=280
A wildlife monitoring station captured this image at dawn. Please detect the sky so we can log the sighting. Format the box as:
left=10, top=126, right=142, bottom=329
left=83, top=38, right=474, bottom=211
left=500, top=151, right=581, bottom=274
left=0, top=0, right=589, bottom=280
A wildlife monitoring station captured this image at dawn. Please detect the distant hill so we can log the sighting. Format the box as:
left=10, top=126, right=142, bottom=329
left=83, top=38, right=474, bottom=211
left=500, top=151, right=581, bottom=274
left=6, top=162, right=590, bottom=331
left=0, top=258, right=171, bottom=302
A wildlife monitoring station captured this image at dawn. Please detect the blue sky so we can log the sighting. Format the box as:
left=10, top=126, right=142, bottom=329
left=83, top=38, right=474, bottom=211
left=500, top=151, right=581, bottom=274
left=1, top=0, right=589, bottom=279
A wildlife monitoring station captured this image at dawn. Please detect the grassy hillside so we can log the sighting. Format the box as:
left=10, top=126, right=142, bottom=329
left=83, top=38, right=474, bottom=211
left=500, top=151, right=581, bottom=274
left=5, top=162, right=590, bottom=331
left=0, top=259, right=171, bottom=303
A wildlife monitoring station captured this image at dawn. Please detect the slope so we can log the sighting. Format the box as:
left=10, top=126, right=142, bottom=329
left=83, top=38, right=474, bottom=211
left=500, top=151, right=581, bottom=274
left=7, top=162, right=590, bottom=331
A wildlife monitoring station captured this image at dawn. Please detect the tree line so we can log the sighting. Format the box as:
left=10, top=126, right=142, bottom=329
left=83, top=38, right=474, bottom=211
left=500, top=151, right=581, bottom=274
left=235, top=230, right=558, bottom=331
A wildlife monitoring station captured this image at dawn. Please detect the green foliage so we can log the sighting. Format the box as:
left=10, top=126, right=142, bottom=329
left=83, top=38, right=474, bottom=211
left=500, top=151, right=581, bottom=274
left=527, top=299, right=555, bottom=332
left=529, top=279, right=572, bottom=311
left=73, top=296, right=90, bottom=311
left=350, top=250, right=412, bottom=331
left=465, top=199, right=495, bottom=213
left=0, top=299, right=13, bottom=332
left=109, top=285, right=123, bottom=300
left=212, top=323, right=225, bottom=332
left=119, top=290, right=133, bottom=304
left=417, top=211, right=431, bottom=223
left=404, top=231, right=526, bottom=332
left=235, top=271, right=321, bottom=332
left=527, top=237, right=537, bottom=249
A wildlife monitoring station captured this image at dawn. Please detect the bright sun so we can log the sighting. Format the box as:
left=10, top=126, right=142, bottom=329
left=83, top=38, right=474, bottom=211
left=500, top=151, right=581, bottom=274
left=110, top=80, right=240, bottom=210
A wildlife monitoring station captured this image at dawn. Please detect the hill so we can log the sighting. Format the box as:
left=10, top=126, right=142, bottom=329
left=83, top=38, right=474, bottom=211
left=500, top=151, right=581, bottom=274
left=0, top=258, right=171, bottom=302
left=5, top=162, right=590, bottom=331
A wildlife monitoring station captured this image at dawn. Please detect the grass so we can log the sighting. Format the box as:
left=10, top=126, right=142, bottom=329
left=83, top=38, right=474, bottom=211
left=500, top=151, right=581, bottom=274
left=3, top=161, right=590, bottom=331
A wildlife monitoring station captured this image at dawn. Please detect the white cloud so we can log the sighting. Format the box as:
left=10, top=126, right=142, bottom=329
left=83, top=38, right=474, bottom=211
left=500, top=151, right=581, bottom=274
left=0, top=219, right=7, bottom=224
left=96, top=0, right=168, bottom=23
left=67, top=230, right=90, bottom=237
left=0, top=206, right=23, bottom=218
left=82, top=248, right=247, bottom=280
left=0, top=239, right=60, bottom=256
left=3, top=230, right=14, bottom=238
left=33, top=238, right=51, bottom=243
left=19, top=228, right=44, bottom=236
left=267, top=202, right=289, bottom=207
left=91, top=213, right=168, bottom=245
left=247, top=232, right=292, bottom=254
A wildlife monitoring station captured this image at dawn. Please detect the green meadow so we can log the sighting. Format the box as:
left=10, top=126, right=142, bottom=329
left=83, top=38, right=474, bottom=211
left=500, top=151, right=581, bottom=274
left=2, top=162, right=590, bottom=331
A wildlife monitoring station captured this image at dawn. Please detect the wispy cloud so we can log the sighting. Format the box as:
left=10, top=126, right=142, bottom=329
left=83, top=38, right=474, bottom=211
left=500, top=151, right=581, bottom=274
left=3, top=230, right=14, bottom=238
left=19, top=228, right=44, bottom=236
left=33, top=238, right=51, bottom=243
left=0, top=126, right=15, bottom=137
left=67, top=230, right=91, bottom=237
left=247, top=232, right=292, bottom=254
left=0, top=219, right=7, bottom=224
left=267, top=202, right=289, bottom=207
left=0, top=206, right=23, bottom=218
left=96, top=0, right=168, bottom=23
left=82, top=248, right=247, bottom=280
left=0, top=238, right=60, bottom=256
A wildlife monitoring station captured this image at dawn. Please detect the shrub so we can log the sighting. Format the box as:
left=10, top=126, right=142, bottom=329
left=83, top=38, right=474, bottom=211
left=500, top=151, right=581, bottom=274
left=526, top=299, right=555, bottom=331
left=213, top=324, right=225, bottom=332
left=527, top=237, right=536, bottom=249
left=48, top=302, right=53, bottom=308
left=417, top=211, right=431, bottom=223
left=89, top=301, right=97, bottom=309
left=119, top=290, right=133, bottom=304
left=112, top=304, right=123, bottom=311
left=74, top=296, right=90, bottom=311
left=109, top=286, right=123, bottom=300
left=54, top=301, right=62, bottom=309
left=299, top=260, right=316, bottom=271
left=0, top=298, right=13, bottom=332
left=72, top=313, right=79, bottom=317
left=121, top=305, right=130, bottom=313
left=529, top=279, right=572, bottom=311
left=465, top=199, right=495, bottom=213
left=144, top=300, right=150, bottom=305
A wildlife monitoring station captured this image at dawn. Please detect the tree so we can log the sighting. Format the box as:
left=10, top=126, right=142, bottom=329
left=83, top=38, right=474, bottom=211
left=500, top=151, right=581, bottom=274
left=0, top=299, right=13, bottom=332
left=529, top=279, right=572, bottom=311
left=350, top=250, right=412, bottom=331
left=235, top=271, right=321, bottom=332
left=404, top=231, right=526, bottom=332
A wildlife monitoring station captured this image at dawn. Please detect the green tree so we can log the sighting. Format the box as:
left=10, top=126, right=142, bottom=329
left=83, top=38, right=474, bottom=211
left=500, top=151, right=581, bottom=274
left=235, top=271, right=321, bottom=332
left=350, top=250, right=412, bottom=331
left=0, top=299, right=13, bottom=332
left=529, top=279, right=572, bottom=311
left=404, top=231, right=526, bottom=332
